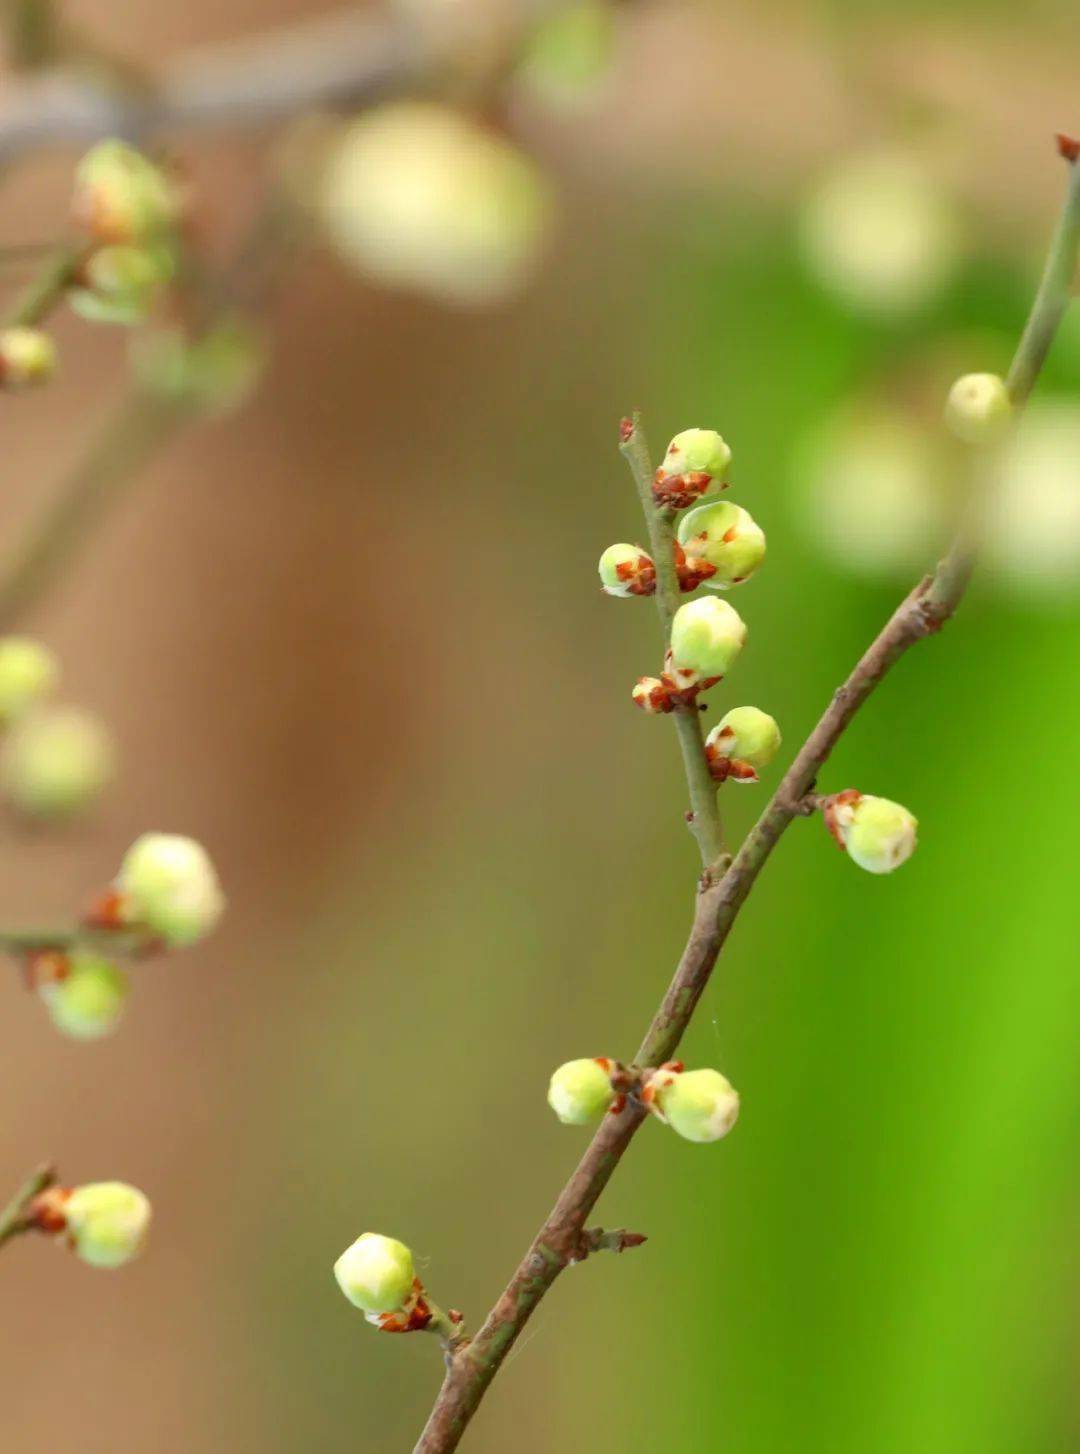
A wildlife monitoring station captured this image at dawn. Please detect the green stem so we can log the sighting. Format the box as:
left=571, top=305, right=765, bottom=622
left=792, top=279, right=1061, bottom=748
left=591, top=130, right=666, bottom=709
left=1007, top=153, right=1080, bottom=406
left=619, top=417, right=725, bottom=868
left=4, top=244, right=86, bottom=329
left=0, top=1164, right=54, bottom=1249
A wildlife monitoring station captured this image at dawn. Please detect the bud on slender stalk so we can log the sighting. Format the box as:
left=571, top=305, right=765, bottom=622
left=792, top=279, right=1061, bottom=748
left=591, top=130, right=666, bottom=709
left=705, top=706, right=781, bottom=783
left=598, top=543, right=655, bottom=597
left=34, top=1181, right=151, bottom=1268
left=547, top=1057, right=617, bottom=1124
left=944, top=372, right=1012, bottom=445
left=668, top=597, right=747, bottom=690
left=824, top=790, right=918, bottom=874
left=0, top=328, right=57, bottom=389
left=73, top=140, right=181, bottom=246
left=0, top=706, right=116, bottom=819
left=113, top=833, right=225, bottom=947
left=653, top=428, right=731, bottom=510
left=0, top=638, right=58, bottom=722
left=334, top=1233, right=416, bottom=1315
left=644, top=1065, right=740, bottom=1143
left=37, top=952, right=129, bottom=1040
left=677, top=501, right=766, bottom=589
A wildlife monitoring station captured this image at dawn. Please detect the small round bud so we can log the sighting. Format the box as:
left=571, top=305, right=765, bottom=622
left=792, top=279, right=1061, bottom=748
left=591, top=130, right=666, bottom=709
left=705, top=706, right=781, bottom=783
left=334, top=1232, right=415, bottom=1314
left=826, top=791, right=918, bottom=874
left=0, top=706, right=116, bottom=819
left=115, top=833, right=225, bottom=947
left=668, top=597, right=747, bottom=690
left=632, top=676, right=673, bottom=714
left=660, top=429, right=731, bottom=483
left=38, top=953, right=129, bottom=1040
left=0, top=637, right=58, bottom=722
left=944, top=372, right=1012, bottom=445
left=677, top=501, right=766, bottom=589
left=0, top=327, right=57, bottom=389
left=320, top=102, right=551, bottom=307
left=547, top=1057, right=616, bottom=1124
left=598, top=543, right=655, bottom=597
left=52, top=1181, right=152, bottom=1268
left=649, top=1067, right=740, bottom=1143
left=73, top=140, right=181, bottom=245
left=69, top=245, right=174, bottom=327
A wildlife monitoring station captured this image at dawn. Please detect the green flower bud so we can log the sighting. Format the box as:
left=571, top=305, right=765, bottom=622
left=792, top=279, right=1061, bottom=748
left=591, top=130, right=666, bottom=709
left=38, top=953, right=129, bottom=1040
left=944, top=372, right=1012, bottom=445
left=827, top=791, right=918, bottom=874
left=133, top=320, right=265, bottom=417
left=518, top=1, right=616, bottom=110
left=0, top=706, right=116, bottom=819
left=660, top=429, right=731, bottom=483
left=705, top=706, right=781, bottom=783
left=668, top=597, right=747, bottom=689
left=320, top=102, right=551, bottom=307
left=59, top=1181, right=151, bottom=1268
left=649, top=1067, right=740, bottom=1143
left=69, top=245, right=174, bottom=327
left=0, top=637, right=58, bottom=722
left=677, top=501, right=766, bottom=589
left=72, top=140, right=181, bottom=245
left=334, top=1232, right=415, bottom=1315
left=115, top=833, right=225, bottom=947
left=547, top=1057, right=616, bottom=1124
left=0, top=327, right=57, bottom=389
left=598, top=543, right=655, bottom=597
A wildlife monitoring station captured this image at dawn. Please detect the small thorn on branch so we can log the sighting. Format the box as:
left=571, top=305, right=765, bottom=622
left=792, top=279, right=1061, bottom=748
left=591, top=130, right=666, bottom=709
left=573, top=1226, right=648, bottom=1263
left=619, top=415, right=635, bottom=443
left=1056, top=133, right=1080, bottom=163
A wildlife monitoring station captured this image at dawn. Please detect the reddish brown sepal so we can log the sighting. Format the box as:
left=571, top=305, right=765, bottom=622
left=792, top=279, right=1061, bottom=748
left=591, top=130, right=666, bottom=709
left=619, top=416, right=634, bottom=443
left=82, top=888, right=127, bottom=931
left=614, top=551, right=656, bottom=596
left=821, top=788, right=861, bottom=850
left=27, top=1186, right=72, bottom=1235
left=374, top=1279, right=434, bottom=1333
left=674, top=540, right=717, bottom=592
left=652, top=469, right=715, bottom=511
left=1056, top=133, right=1080, bottom=163
left=23, top=950, right=71, bottom=993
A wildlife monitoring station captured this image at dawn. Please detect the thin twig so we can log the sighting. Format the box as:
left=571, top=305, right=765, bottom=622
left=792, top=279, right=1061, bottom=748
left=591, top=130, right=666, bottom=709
left=411, top=144, right=1080, bottom=1454
left=0, top=1163, right=54, bottom=1249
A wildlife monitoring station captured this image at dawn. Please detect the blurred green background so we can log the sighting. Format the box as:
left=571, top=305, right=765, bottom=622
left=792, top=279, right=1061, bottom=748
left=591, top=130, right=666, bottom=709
left=0, top=1, right=1077, bottom=1451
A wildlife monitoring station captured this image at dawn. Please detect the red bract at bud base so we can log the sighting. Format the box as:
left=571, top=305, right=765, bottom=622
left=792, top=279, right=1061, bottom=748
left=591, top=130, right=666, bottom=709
left=674, top=540, right=717, bottom=592
left=652, top=467, right=715, bottom=511
left=704, top=742, right=760, bottom=783
left=632, top=676, right=675, bottom=714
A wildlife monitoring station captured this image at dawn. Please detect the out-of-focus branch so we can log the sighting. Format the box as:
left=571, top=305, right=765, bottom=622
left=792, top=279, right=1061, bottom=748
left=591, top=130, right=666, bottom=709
left=0, top=1163, right=54, bottom=1249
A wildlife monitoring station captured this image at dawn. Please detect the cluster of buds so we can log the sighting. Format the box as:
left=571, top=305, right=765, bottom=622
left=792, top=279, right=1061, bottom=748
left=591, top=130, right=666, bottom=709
left=704, top=706, right=781, bottom=784
left=69, top=140, right=185, bottom=328
left=547, top=1057, right=740, bottom=1144
left=821, top=790, right=918, bottom=874
left=334, top=1232, right=461, bottom=1337
left=652, top=428, right=732, bottom=510
left=29, top=1180, right=151, bottom=1268
left=0, top=636, right=115, bottom=821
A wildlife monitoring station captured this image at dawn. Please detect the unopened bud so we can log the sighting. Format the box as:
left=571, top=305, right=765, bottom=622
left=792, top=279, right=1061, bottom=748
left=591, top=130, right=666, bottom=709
left=73, top=140, right=181, bottom=246
left=115, top=833, right=225, bottom=947
left=645, top=1066, right=740, bottom=1143
left=334, top=1232, right=415, bottom=1315
left=0, top=327, right=57, bottom=389
left=37, top=1181, right=151, bottom=1268
left=0, top=637, right=58, bottom=722
left=632, top=676, right=673, bottom=714
left=653, top=428, right=731, bottom=510
left=38, top=953, right=128, bottom=1040
left=0, top=706, right=116, bottom=819
left=825, top=790, right=918, bottom=874
left=598, top=542, right=655, bottom=597
left=547, top=1057, right=617, bottom=1124
left=705, top=706, right=781, bottom=783
left=668, top=597, right=746, bottom=690
left=69, top=245, right=174, bottom=327
left=944, top=372, right=1012, bottom=445
left=677, top=500, right=766, bottom=589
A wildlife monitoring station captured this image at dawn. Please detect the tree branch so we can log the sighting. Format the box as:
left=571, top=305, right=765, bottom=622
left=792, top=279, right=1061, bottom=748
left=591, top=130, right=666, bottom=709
left=411, top=143, right=1080, bottom=1454
left=0, top=1162, right=54, bottom=1249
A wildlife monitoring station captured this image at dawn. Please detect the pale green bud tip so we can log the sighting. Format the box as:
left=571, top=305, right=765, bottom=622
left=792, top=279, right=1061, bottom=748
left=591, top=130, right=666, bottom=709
left=0, top=637, right=59, bottom=721
left=73, top=140, right=181, bottom=245
left=677, top=501, right=766, bottom=589
left=0, top=706, right=116, bottom=819
left=116, top=832, right=225, bottom=947
left=69, top=245, right=175, bottom=327
left=39, top=953, right=128, bottom=1040
left=706, top=706, right=781, bottom=780
left=0, top=328, right=57, bottom=389
left=829, top=792, right=918, bottom=874
left=334, top=1233, right=415, bottom=1314
left=547, top=1057, right=616, bottom=1124
left=660, top=429, right=731, bottom=483
left=62, top=1182, right=151, bottom=1268
left=652, top=1068, right=740, bottom=1143
left=668, top=597, right=747, bottom=689
left=944, top=372, right=1012, bottom=445
left=598, top=543, right=655, bottom=597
